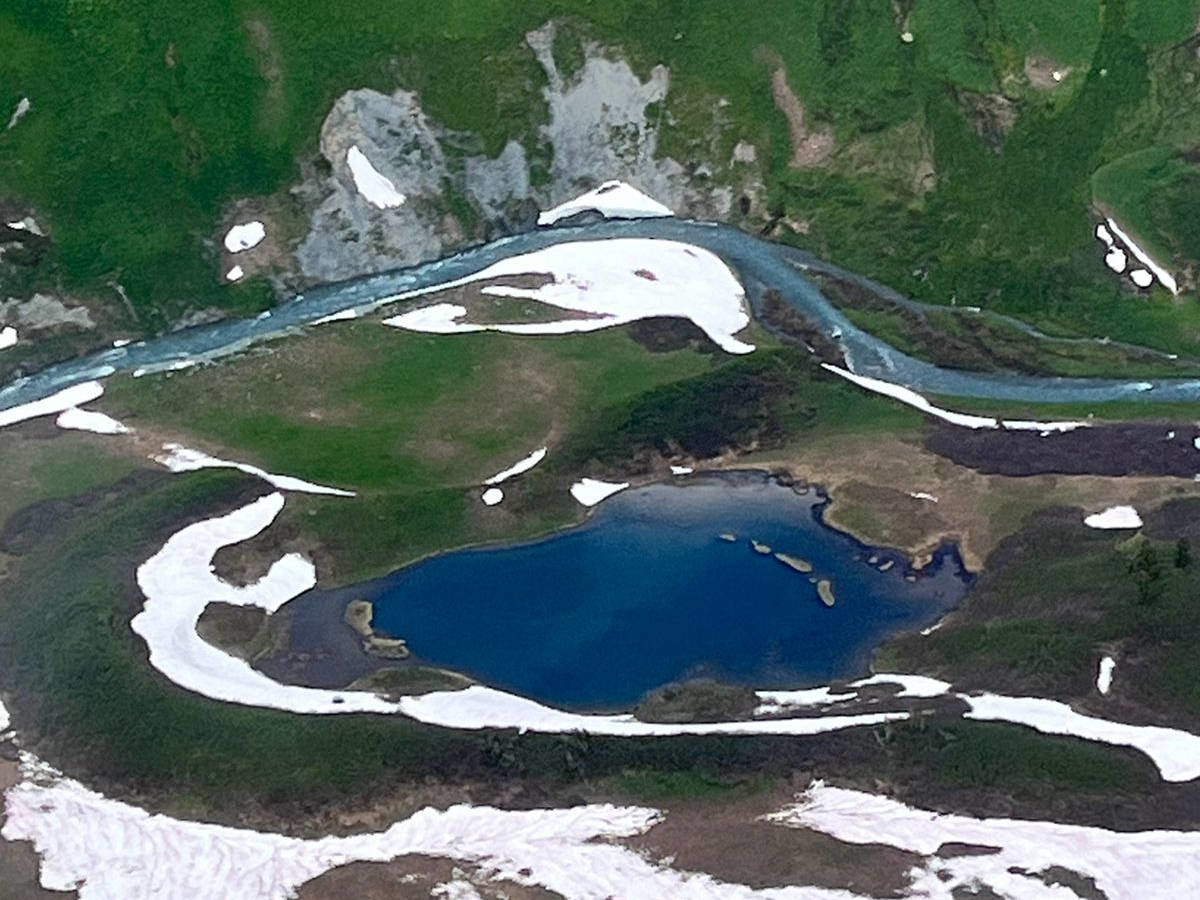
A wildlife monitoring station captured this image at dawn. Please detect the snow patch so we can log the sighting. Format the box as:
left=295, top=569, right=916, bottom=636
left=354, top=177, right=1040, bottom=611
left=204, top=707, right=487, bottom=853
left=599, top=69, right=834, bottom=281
left=1104, top=246, right=1127, bottom=273
left=908, top=491, right=938, bottom=503
left=481, top=487, right=504, bottom=506
left=484, top=447, right=547, bottom=485
left=821, top=365, right=1089, bottom=433
left=772, top=781, right=1200, bottom=900
left=154, top=443, right=355, bottom=497
left=670, top=465, right=694, bottom=475
left=1130, top=268, right=1153, bottom=289
left=312, top=308, right=360, bottom=325
left=6, top=96, right=30, bottom=130
left=1083, top=505, right=1142, bottom=530
left=537, top=180, right=672, bottom=226
left=381, top=239, right=755, bottom=355
left=1097, top=656, right=1116, bottom=695
left=0, top=326, right=16, bottom=350
left=0, top=381, right=104, bottom=430
left=133, top=494, right=398, bottom=716
left=570, top=478, right=630, bottom=506
left=55, top=407, right=130, bottom=435
left=225, top=265, right=244, bottom=283
left=1106, top=217, right=1178, bottom=294
left=223, top=222, right=265, bottom=253
left=346, top=145, right=406, bottom=209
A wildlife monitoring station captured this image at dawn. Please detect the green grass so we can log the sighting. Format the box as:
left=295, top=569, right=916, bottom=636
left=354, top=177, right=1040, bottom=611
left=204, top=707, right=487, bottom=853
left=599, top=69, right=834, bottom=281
left=5, top=0, right=1192, bottom=353
left=879, top=515, right=1200, bottom=727
left=930, top=391, right=1200, bottom=422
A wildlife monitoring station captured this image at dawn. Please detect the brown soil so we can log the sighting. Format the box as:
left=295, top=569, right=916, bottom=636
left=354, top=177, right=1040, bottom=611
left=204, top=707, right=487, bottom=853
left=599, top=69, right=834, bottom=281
left=1024, top=55, right=1070, bottom=91
left=759, top=51, right=834, bottom=168
left=624, top=783, right=921, bottom=897
left=298, top=854, right=562, bottom=899
left=744, top=430, right=1200, bottom=571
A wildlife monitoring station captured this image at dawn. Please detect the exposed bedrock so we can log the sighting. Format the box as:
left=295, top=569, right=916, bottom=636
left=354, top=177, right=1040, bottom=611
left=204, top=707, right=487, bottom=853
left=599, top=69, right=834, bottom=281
left=295, top=20, right=764, bottom=283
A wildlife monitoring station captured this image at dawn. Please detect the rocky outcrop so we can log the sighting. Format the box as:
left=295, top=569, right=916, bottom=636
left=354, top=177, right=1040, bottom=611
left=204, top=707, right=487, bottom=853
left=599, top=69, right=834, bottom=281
left=294, top=21, right=765, bottom=283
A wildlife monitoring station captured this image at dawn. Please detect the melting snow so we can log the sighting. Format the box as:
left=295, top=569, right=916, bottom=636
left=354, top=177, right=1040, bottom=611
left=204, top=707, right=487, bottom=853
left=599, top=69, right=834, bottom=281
left=771, top=781, right=1200, bottom=900
left=1130, top=268, right=1153, bottom=289
left=481, top=487, right=504, bottom=506
left=537, top=180, right=672, bottom=226
left=382, top=238, right=755, bottom=355
left=223, top=222, right=265, bottom=253
left=1083, top=505, right=1142, bottom=529
left=1104, top=246, right=1128, bottom=273
left=346, top=145, right=406, bottom=209
left=1106, top=218, right=1178, bottom=294
left=5, top=96, right=30, bottom=130
left=821, top=365, right=1088, bottom=433
left=1097, top=656, right=1116, bottom=695
left=312, top=308, right=360, bottom=325
left=670, top=465, right=694, bottom=475
left=55, top=408, right=130, bottom=435
left=484, top=447, right=547, bottom=485
left=0, top=381, right=105, bottom=430
left=225, top=265, right=244, bottom=282
left=154, top=443, right=354, bottom=497
left=570, top=478, right=630, bottom=506
left=0, top=326, right=16, bottom=350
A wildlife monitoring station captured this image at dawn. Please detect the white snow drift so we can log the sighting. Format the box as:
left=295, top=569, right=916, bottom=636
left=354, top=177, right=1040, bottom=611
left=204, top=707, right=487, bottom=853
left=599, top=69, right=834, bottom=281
left=133, top=493, right=398, bottom=716
left=0, top=326, right=16, bottom=350
left=481, top=487, right=504, bottom=506
left=382, top=238, right=755, bottom=355
left=225, top=265, right=244, bottom=283
left=3, top=757, right=884, bottom=900
left=772, top=781, right=1200, bottom=900
left=1106, top=217, right=1178, bottom=294
left=223, top=221, right=266, bottom=253
left=821, top=365, right=1089, bottom=433
left=1083, top=505, right=1142, bottom=529
left=538, top=180, right=673, bottom=226
left=55, top=407, right=130, bottom=435
left=0, top=381, right=105, bottom=430
left=759, top=673, right=1200, bottom=782
left=153, top=443, right=354, bottom=497
left=346, top=145, right=406, bottom=209
left=1097, top=656, right=1116, bottom=695
left=484, top=447, right=547, bottom=484
left=570, top=478, right=630, bottom=506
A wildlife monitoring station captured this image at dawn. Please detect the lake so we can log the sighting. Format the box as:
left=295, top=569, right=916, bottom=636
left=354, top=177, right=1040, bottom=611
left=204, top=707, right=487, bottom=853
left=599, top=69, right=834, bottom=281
left=347, top=473, right=970, bottom=709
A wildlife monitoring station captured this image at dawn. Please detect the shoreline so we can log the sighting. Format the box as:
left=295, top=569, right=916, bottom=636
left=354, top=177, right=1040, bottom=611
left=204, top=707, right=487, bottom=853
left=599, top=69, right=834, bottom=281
left=258, top=468, right=971, bottom=712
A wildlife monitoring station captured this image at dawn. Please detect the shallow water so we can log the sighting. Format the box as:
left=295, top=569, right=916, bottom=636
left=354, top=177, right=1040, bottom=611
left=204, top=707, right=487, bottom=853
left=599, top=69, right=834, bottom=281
left=350, top=473, right=970, bottom=709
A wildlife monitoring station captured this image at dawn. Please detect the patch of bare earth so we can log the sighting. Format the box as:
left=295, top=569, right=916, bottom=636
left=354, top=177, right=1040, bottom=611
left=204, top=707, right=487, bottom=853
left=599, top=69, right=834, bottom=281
left=624, top=783, right=921, bottom=897
left=754, top=47, right=833, bottom=168
left=298, top=854, right=563, bottom=899
left=244, top=19, right=285, bottom=130
left=769, top=67, right=834, bottom=168
left=741, top=430, right=1200, bottom=571
left=1024, top=55, right=1070, bottom=91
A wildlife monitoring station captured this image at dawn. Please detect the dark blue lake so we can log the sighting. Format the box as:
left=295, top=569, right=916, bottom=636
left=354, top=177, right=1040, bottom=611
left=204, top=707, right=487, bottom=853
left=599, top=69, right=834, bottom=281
left=361, top=473, right=970, bottom=709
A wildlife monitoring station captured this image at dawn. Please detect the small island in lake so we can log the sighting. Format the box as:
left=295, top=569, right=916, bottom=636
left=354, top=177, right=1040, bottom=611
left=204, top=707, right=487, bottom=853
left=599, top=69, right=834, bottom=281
left=750, top=539, right=772, bottom=554
left=816, top=579, right=837, bottom=607
left=775, top=552, right=813, bottom=574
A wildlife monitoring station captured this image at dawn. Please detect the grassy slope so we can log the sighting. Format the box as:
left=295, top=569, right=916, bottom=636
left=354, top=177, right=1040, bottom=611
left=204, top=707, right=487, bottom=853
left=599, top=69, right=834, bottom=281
left=1, top=0, right=1198, bottom=352
left=877, top=509, right=1200, bottom=730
